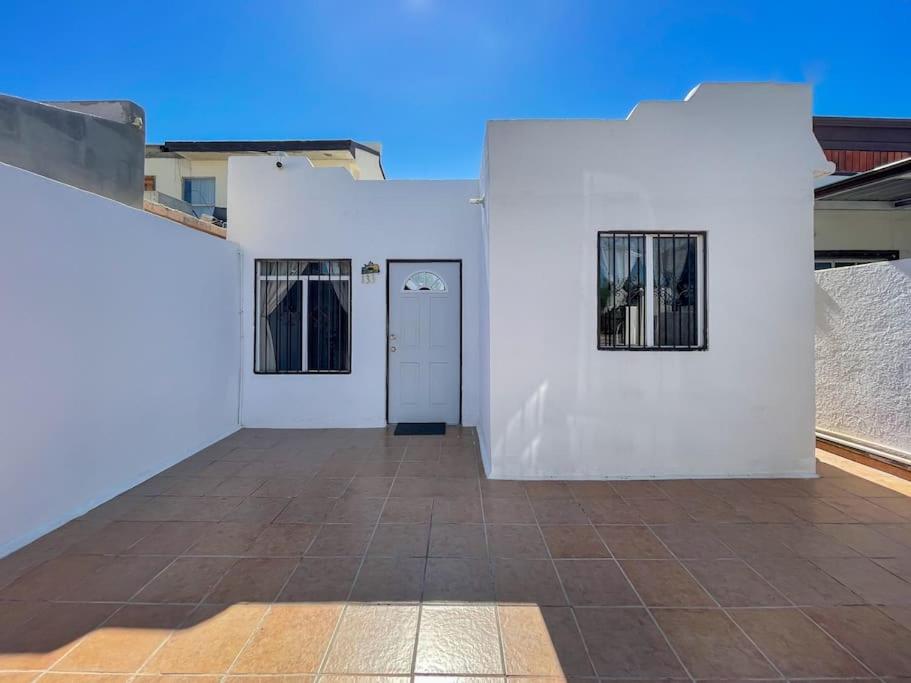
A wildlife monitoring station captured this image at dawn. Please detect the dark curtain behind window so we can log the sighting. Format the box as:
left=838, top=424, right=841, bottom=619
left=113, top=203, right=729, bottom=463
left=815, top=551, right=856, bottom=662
left=308, top=280, right=350, bottom=372
left=265, top=281, right=303, bottom=372
left=654, top=236, right=697, bottom=347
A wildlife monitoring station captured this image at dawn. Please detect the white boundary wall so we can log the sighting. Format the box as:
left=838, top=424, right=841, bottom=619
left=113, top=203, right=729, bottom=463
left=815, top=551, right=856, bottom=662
left=816, top=259, right=911, bottom=456
left=0, top=162, right=241, bottom=555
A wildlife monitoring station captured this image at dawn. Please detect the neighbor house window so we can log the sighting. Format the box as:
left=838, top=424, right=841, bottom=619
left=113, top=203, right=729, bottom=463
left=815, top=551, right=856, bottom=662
left=598, top=231, right=706, bottom=350
left=182, top=177, right=216, bottom=217
left=814, top=250, right=899, bottom=271
left=255, top=259, right=351, bottom=373
left=144, top=175, right=156, bottom=191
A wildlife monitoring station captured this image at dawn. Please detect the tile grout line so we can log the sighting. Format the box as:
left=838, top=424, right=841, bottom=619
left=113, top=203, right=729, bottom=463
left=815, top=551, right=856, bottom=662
left=31, top=601, right=132, bottom=682
left=479, top=479, right=510, bottom=679
left=124, top=432, right=328, bottom=680
left=314, top=434, right=405, bottom=677
left=643, top=490, right=883, bottom=680
left=125, top=555, right=183, bottom=604
left=773, top=516, right=908, bottom=679
left=29, top=538, right=193, bottom=681
left=221, top=483, right=328, bottom=680
left=222, top=543, right=311, bottom=679
left=530, top=487, right=617, bottom=681
left=641, top=521, right=787, bottom=680
left=127, top=544, right=256, bottom=678
left=568, top=487, right=695, bottom=683
left=409, top=444, right=442, bottom=679
left=792, top=605, right=880, bottom=678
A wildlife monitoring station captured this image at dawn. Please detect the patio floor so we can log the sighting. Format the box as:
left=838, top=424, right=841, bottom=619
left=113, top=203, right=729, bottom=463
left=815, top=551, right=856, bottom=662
left=2, top=428, right=911, bottom=680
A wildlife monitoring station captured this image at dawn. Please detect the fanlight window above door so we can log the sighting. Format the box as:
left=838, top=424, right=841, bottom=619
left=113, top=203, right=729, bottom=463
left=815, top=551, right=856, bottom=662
left=403, top=271, right=447, bottom=292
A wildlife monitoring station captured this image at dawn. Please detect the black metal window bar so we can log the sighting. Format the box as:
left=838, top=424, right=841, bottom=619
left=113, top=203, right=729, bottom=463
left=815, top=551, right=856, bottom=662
left=598, top=232, right=706, bottom=350
left=255, top=259, right=351, bottom=373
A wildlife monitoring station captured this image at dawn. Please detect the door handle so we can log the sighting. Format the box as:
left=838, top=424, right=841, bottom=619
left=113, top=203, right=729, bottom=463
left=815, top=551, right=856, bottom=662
left=390, top=346, right=397, bottom=352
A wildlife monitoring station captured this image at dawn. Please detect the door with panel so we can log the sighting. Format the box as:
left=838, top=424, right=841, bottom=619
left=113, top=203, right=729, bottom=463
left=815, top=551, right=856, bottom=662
left=387, top=261, right=461, bottom=424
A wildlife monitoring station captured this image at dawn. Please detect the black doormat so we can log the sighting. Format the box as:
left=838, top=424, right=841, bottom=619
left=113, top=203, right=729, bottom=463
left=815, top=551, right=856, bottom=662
left=394, top=422, right=446, bottom=436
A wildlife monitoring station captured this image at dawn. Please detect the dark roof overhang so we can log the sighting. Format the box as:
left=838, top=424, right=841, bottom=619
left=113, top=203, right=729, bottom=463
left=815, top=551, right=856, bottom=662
left=813, top=116, right=911, bottom=152
left=815, top=157, right=911, bottom=206
left=157, top=139, right=380, bottom=156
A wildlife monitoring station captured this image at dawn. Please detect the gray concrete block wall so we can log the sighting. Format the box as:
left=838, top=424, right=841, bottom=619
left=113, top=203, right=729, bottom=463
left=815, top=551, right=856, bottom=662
left=0, top=94, right=145, bottom=207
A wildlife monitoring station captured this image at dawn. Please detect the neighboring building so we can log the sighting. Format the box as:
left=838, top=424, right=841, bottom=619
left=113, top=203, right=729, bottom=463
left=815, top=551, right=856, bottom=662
left=144, top=139, right=385, bottom=224
left=813, top=116, right=911, bottom=268
left=0, top=94, right=145, bottom=207
left=814, top=116, right=911, bottom=178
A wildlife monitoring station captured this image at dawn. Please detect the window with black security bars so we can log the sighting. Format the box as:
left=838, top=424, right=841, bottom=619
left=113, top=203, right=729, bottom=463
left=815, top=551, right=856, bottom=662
left=255, top=259, right=352, bottom=373
left=598, top=232, right=706, bottom=351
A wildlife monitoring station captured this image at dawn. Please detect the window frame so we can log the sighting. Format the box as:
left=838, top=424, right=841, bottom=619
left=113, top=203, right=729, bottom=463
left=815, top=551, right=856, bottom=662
left=596, top=230, right=708, bottom=352
left=814, top=250, right=898, bottom=271
left=253, top=258, right=353, bottom=375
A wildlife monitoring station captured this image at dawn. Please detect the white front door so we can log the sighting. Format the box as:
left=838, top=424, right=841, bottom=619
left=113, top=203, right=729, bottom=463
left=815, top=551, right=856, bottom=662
left=388, top=261, right=461, bottom=424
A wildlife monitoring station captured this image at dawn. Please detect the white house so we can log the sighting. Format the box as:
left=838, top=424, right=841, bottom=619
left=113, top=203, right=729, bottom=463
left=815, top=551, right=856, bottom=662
left=228, top=82, right=832, bottom=479
left=0, top=82, right=836, bottom=555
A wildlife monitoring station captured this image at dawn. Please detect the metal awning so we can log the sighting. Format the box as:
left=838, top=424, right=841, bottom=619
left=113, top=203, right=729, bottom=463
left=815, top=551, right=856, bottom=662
left=816, top=157, right=911, bottom=207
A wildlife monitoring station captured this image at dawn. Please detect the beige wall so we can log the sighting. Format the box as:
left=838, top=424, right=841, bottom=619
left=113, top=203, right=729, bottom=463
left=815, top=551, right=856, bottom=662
left=352, top=147, right=383, bottom=180
left=814, top=205, right=911, bottom=258
left=144, top=158, right=229, bottom=206
left=144, top=151, right=384, bottom=208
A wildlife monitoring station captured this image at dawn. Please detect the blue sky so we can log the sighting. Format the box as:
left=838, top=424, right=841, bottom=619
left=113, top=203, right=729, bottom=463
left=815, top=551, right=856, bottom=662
left=0, top=1, right=906, bottom=178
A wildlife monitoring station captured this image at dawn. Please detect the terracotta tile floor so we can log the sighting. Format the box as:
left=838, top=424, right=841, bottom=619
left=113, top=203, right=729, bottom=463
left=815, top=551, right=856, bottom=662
left=3, top=428, right=911, bottom=680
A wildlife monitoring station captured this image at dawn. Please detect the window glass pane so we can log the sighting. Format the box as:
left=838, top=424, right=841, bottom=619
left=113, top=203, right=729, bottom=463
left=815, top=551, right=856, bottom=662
left=258, top=272, right=302, bottom=373
left=182, top=177, right=216, bottom=216
left=307, top=280, right=350, bottom=371
left=598, top=234, right=645, bottom=348
left=654, top=235, right=698, bottom=348
left=256, top=259, right=351, bottom=373
left=404, top=271, right=446, bottom=291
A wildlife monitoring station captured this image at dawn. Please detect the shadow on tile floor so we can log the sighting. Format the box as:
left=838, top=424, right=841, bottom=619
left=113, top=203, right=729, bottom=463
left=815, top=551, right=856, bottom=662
left=2, top=427, right=911, bottom=679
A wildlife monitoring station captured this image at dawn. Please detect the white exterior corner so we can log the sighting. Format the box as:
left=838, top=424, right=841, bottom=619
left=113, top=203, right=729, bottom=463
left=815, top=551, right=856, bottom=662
left=482, top=83, right=821, bottom=479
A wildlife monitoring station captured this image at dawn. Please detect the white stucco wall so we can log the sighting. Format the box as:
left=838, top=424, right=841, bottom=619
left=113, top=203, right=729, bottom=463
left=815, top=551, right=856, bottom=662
left=0, top=162, right=241, bottom=556
left=483, top=84, right=829, bottom=479
left=477, top=136, right=493, bottom=471
left=228, top=157, right=481, bottom=428
left=815, top=259, right=911, bottom=455
left=814, top=205, right=911, bottom=259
